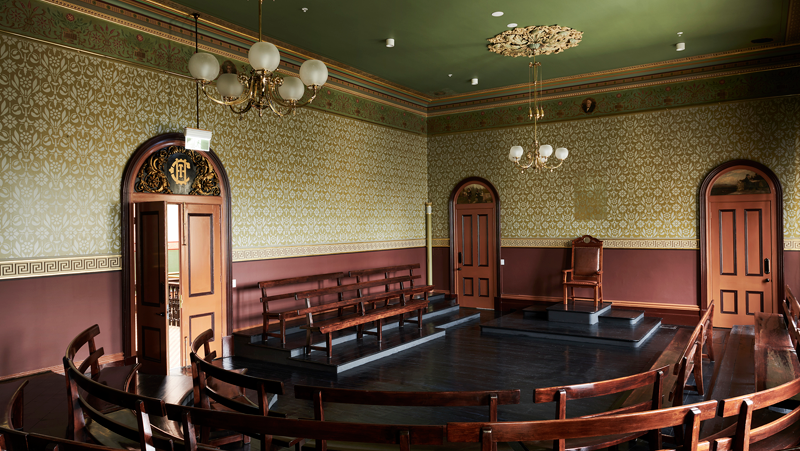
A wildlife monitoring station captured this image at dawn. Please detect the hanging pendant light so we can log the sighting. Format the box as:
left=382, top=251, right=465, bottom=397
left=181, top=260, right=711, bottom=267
left=508, top=58, right=569, bottom=173
left=187, top=0, right=328, bottom=119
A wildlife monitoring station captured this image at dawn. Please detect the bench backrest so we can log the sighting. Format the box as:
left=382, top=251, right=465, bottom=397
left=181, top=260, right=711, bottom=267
left=786, top=285, right=800, bottom=325
left=447, top=399, right=718, bottom=451
left=164, top=404, right=444, bottom=451
left=349, top=264, right=421, bottom=293
left=671, top=302, right=715, bottom=407
left=703, top=377, right=800, bottom=451
left=2, top=381, right=27, bottom=431
left=295, top=385, right=520, bottom=422
left=533, top=365, right=667, bottom=449
left=784, top=285, right=800, bottom=349
left=0, top=427, right=27, bottom=451
left=293, top=275, right=419, bottom=302
left=65, top=324, right=104, bottom=379
left=27, top=430, right=128, bottom=451
left=259, top=272, right=347, bottom=311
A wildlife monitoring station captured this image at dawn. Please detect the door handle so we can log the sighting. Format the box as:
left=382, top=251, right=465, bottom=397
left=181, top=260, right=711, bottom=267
left=156, top=312, right=165, bottom=317
left=764, top=258, right=771, bottom=275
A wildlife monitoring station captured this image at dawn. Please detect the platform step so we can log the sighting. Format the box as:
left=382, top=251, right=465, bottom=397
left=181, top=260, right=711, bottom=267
left=599, top=309, right=644, bottom=325
left=481, top=311, right=661, bottom=348
left=546, top=301, right=613, bottom=325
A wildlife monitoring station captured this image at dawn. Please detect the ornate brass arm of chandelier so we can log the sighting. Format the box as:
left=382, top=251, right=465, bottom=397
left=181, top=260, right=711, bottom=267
left=508, top=58, right=568, bottom=173
left=187, top=0, right=328, bottom=119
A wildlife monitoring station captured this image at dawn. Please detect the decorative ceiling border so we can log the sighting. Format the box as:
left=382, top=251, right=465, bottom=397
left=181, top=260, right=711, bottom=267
left=428, top=65, right=800, bottom=135
left=0, top=255, right=122, bottom=280
left=232, top=240, right=427, bottom=262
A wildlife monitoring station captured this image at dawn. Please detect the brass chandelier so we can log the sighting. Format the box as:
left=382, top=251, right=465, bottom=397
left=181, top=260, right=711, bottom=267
left=508, top=56, right=568, bottom=172
left=187, top=0, right=328, bottom=119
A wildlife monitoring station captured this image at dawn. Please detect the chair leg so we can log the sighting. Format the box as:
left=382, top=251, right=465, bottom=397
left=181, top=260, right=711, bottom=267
left=563, top=284, right=568, bottom=305
left=594, top=285, right=600, bottom=309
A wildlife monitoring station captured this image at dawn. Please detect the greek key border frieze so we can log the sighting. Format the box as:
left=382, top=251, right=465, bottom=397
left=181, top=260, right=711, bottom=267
left=432, top=239, right=450, bottom=247
left=233, top=239, right=427, bottom=262
left=0, top=255, right=122, bottom=280
left=785, top=239, right=800, bottom=250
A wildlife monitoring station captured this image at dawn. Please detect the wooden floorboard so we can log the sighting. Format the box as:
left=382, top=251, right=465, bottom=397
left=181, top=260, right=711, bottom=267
left=2, top=309, right=680, bottom=436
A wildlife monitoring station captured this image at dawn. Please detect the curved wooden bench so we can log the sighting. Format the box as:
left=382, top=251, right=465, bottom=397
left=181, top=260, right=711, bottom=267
left=671, top=302, right=716, bottom=408
left=0, top=426, right=133, bottom=451
left=1, top=381, right=27, bottom=431
left=531, top=365, right=669, bottom=450
left=698, top=377, right=800, bottom=451
left=447, top=399, right=719, bottom=451
left=190, top=330, right=302, bottom=451
left=164, top=404, right=444, bottom=451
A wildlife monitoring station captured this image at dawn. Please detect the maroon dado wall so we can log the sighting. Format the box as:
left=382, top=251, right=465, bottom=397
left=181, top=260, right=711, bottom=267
left=0, top=271, right=122, bottom=378
left=231, top=247, right=427, bottom=332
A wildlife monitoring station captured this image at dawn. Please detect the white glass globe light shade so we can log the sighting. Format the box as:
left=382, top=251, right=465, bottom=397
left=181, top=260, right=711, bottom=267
left=216, top=73, right=244, bottom=97
left=509, top=145, right=524, bottom=162
left=248, top=42, right=280, bottom=72
left=278, top=76, right=305, bottom=101
left=555, top=147, right=569, bottom=160
left=538, top=144, right=554, bottom=158
left=188, top=53, right=220, bottom=81
left=299, top=60, right=328, bottom=86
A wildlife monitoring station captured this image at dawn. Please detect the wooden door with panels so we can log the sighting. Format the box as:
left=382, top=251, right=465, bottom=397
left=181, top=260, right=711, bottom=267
left=122, top=134, right=231, bottom=375
left=706, top=166, right=779, bottom=329
left=453, top=182, right=497, bottom=309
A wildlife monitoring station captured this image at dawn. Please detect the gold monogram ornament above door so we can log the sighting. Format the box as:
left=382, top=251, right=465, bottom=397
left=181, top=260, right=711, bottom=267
left=135, top=146, right=220, bottom=196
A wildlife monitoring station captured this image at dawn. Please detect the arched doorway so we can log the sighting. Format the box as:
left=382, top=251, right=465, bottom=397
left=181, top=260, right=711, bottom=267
left=121, top=133, right=233, bottom=374
left=700, top=160, right=783, bottom=328
left=449, top=178, right=501, bottom=309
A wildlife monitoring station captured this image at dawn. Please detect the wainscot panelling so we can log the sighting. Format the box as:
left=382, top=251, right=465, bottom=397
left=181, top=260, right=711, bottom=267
left=0, top=271, right=121, bottom=377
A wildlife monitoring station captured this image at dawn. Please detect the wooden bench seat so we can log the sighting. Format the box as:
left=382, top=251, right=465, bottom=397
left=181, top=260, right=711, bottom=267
left=530, top=365, right=669, bottom=450
left=260, top=272, right=347, bottom=345
left=447, top=399, right=719, bottom=451
left=754, top=312, right=800, bottom=393
left=301, top=294, right=430, bottom=358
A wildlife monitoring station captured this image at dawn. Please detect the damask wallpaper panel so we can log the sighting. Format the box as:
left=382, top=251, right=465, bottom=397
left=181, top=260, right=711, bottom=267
left=0, top=33, right=429, bottom=260
left=428, top=96, right=800, bottom=242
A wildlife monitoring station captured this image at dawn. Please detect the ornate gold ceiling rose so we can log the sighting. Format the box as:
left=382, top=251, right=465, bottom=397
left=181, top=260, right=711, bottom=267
left=488, top=25, right=583, bottom=57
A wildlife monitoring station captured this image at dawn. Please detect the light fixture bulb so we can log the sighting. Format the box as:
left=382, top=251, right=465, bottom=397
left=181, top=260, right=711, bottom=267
left=188, top=52, right=220, bottom=81
left=507, top=23, right=518, bottom=28
left=386, top=38, right=395, bottom=48
left=555, top=147, right=569, bottom=160
left=249, top=41, right=280, bottom=72
left=299, top=59, right=328, bottom=86
left=538, top=145, right=554, bottom=158
left=278, top=76, right=305, bottom=101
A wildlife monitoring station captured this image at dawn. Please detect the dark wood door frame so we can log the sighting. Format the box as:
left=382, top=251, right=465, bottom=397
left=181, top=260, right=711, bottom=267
left=120, top=133, right=233, bottom=359
left=699, top=159, right=783, bottom=313
left=449, top=177, right=502, bottom=310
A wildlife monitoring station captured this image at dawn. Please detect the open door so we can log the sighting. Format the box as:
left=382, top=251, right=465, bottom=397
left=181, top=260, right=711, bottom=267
left=135, top=201, right=169, bottom=374
left=181, top=203, right=223, bottom=360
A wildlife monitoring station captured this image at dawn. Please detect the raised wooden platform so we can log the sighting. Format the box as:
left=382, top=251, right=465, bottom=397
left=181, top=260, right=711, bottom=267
left=480, top=310, right=662, bottom=348
left=232, top=295, right=480, bottom=373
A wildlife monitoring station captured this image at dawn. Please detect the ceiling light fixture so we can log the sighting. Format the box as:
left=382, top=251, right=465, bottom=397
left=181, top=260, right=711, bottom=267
left=676, top=42, right=685, bottom=51
left=471, top=78, right=478, bottom=85
left=187, top=0, right=328, bottom=119
left=386, top=38, right=395, bottom=48
left=507, top=23, right=518, bottom=28
left=492, top=11, right=504, bottom=17
left=508, top=57, right=568, bottom=173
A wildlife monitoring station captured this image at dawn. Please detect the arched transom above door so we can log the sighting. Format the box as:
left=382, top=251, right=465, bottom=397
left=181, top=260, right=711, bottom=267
left=135, top=146, right=220, bottom=196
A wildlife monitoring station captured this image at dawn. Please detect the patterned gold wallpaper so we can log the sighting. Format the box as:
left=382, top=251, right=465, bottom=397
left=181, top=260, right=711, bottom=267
left=0, top=33, right=428, bottom=260
left=428, top=96, right=800, bottom=241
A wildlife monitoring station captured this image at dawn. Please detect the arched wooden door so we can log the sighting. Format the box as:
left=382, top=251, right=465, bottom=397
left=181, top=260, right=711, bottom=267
left=121, top=133, right=232, bottom=374
left=701, top=161, right=783, bottom=329
left=450, top=179, right=500, bottom=309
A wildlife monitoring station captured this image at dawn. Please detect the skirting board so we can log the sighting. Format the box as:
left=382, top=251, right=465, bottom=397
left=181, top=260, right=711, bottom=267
left=0, top=352, right=125, bottom=382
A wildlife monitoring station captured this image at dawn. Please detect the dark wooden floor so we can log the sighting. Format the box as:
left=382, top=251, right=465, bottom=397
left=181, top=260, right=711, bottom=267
left=2, top=308, right=696, bottom=437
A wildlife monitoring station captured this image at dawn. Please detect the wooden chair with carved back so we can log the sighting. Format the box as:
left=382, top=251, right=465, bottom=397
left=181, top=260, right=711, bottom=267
left=294, top=385, right=520, bottom=451
left=447, top=399, right=719, bottom=451
left=164, top=404, right=444, bottom=451
left=531, top=365, right=669, bottom=450
left=189, top=330, right=303, bottom=451
left=562, top=235, right=604, bottom=308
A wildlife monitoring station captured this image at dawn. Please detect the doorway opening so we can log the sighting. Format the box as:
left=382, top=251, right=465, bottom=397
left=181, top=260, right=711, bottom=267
left=449, top=178, right=501, bottom=309
left=700, top=160, right=783, bottom=328
left=122, top=133, right=233, bottom=374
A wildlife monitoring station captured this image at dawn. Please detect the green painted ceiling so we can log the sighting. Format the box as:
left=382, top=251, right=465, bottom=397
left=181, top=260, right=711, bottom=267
left=169, top=0, right=790, bottom=97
